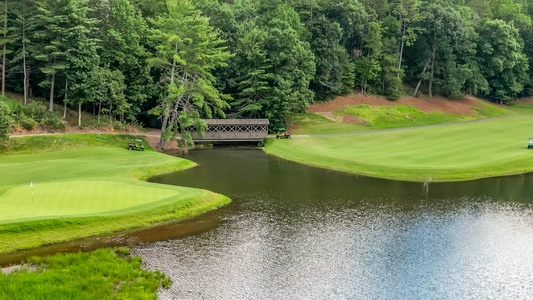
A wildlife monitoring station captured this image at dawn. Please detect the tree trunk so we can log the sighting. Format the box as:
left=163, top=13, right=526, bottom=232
left=62, top=78, right=68, bottom=119
left=1, top=0, right=7, bottom=96
left=310, top=0, right=314, bottom=21
left=22, top=36, right=28, bottom=105
left=397, top=17, right=406, bottom=78
left=158, top=43, right=179, bottom=149
left=78, top=103, right=82, bottom=127
left=49, top=73, right=55, bottom=111
left=428, top=36, right=437, bottom=98
left=429, top=51, right=435, bottom=97
left=158, top=107, right=169, bottom=149
left=413, top=49, right=435, bottom=97
left=98, top=101, right=101, bottom=123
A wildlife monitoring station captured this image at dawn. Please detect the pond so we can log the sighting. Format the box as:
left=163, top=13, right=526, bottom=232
left=130, top=148, right=533, bottom=299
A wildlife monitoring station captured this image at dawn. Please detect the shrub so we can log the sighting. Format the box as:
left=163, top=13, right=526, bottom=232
left=42, top=116, right=66, bottom=130
left=112, top=121, right=126, bottom=131
left=20, top=115, right=37, bottom=130
left=0, top=101, right=10, bottom=140
left=24, top=101, right=47, bottom=122
left=4, top=99, right=24, bottom=121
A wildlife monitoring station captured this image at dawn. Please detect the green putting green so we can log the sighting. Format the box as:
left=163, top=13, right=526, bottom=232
left=0, top=181, right=185, bottom=222
left=265, top=115, right=533, bottom=182
left=0, top=134, right=230, bottom=253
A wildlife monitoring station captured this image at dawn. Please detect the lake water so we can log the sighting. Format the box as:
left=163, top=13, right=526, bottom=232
left=131, top=148, right=533, bottom=300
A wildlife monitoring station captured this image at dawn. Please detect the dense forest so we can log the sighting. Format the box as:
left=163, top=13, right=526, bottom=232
left=0, top=0, right=532, bottom=144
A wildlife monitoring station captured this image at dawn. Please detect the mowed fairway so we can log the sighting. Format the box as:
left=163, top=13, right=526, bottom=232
left=0, top=135, right=229, bottom=253
left=265, top=116, right=533, bottom=182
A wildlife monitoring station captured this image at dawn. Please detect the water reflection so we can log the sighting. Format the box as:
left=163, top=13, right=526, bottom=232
left=132, top=149, right=533, bottom=299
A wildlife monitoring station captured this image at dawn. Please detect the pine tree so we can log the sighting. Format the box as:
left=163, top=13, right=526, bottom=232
left=34, top=0, right=97, bottom=112
left=89, top=0, right=151, bottom=122
left=10, top=0, right=37, bottom=105
left=148, top=0, right=231, bottom=148
left=0, top=0, right=14, bottom=97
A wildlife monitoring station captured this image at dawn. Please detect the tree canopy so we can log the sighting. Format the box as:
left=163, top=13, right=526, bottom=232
left=1, top=0, right=533, bottom=143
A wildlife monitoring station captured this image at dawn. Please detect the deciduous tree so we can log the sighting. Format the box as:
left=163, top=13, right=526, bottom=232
left=476, top=18, right=528, bottom=102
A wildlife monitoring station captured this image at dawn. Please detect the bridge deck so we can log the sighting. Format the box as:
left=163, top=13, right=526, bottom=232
left=190, top=119, right=270, bottom=142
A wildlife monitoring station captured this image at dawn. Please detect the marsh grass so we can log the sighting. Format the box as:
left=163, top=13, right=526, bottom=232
left=0, top=248, right=170, bottom=300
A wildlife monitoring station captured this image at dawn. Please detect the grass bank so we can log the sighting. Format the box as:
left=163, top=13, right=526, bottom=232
left=0, top=248, right=170, bottom=299
left=0, top=134, right=230, bottom=254
left=290, top=100, right=513, bottom=135
left=266, top=115, right=533, bottom=182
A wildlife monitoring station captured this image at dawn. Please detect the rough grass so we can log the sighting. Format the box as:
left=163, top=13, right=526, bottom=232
left=0, top=134, right=230, bottom=253
left=266, top=115, right=533, bottom=182
left=508, top=102, right=533, bottom=115
left=290, top=113, right=369, bottom=134
left=291, top=100, right=513, bottom=134
left=472, top=100, right=515, bottom=117
left=343, top=105, right=467, bottom=128
left=0, top=248, right=170, bottom=300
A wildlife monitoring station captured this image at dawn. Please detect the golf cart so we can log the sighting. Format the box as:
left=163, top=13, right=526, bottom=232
left=528, top=137, right=533, bottom=149
left=128, top=139, right=145, bottom=151
left=276, top=127, right=291, bottom=139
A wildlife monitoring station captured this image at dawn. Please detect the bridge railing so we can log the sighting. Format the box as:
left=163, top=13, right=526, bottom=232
left=188, top=119, right=270, bottom=142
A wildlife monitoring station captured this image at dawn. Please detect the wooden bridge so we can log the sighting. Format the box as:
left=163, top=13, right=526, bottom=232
left=189, top=119, right=270, bottom=142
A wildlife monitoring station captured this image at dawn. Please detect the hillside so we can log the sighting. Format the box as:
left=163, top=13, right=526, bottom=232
left=309, top=94, right=501, bottom=116
left=3, top=92, right=141, bottom=136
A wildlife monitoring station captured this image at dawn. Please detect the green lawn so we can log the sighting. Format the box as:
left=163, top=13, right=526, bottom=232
left=265, top=115, right=533, bottom=182
left=0, top=134, right=230, bottom=253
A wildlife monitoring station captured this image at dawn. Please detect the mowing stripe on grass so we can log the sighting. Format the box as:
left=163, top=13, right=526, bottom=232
left=0, top=181, right=183, bottom=223
left=265, top=115, right=533, bottom=181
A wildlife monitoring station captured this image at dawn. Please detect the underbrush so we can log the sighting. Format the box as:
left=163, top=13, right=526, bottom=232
left=1, top=93, right=142, bottom=137
left=0, top=248, right=170, bottom=299
left=2, top=97, right=67, bottom=132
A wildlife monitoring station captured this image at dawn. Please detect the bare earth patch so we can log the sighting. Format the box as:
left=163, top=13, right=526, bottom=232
left=309, top=94, right=486, bottom=115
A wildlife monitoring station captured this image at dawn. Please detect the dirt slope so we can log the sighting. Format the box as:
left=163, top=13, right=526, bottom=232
left=308, top=94, right=488, bottom=115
